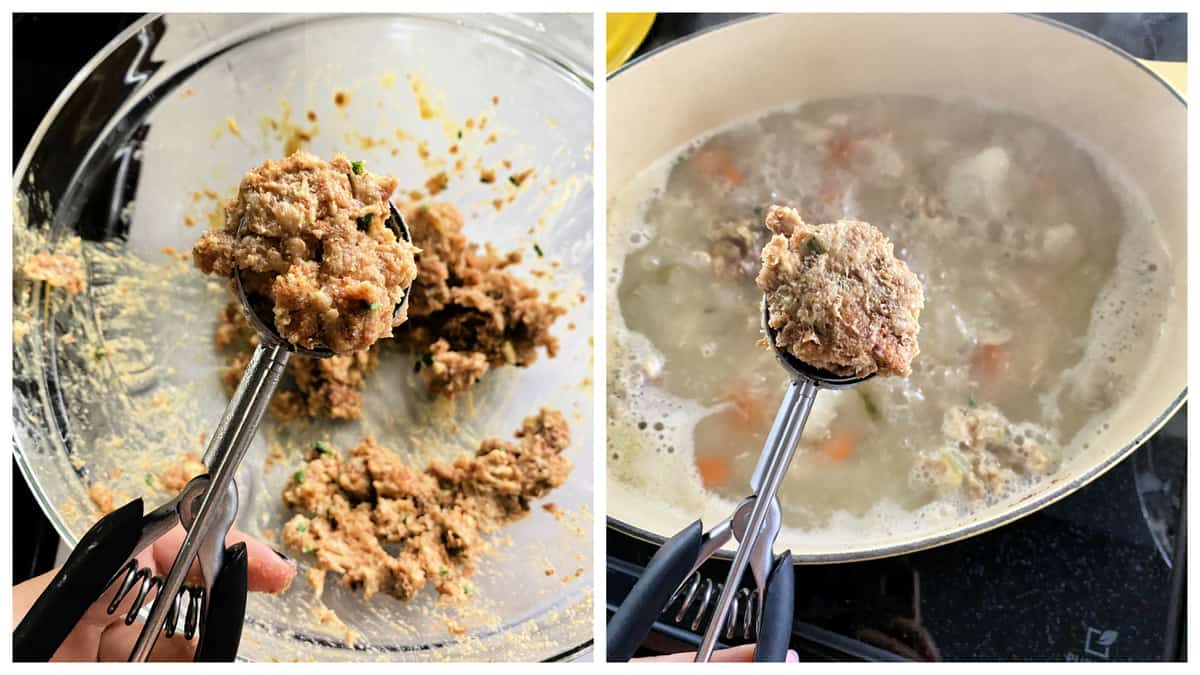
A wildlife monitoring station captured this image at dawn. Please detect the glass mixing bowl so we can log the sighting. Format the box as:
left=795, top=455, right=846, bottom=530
left=12, top=13, right=593, bottom=661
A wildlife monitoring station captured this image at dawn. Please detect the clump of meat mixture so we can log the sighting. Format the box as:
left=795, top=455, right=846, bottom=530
left=395, top=201, right=565, bottom=396
left=911, top=403, right=1055, bottom=501
left=88, top=483, right=121, bottom=515
left=192, top=151, right=418, bottom=354
left=419, top=338, right=490, bottom=399
left=708, top=217, right=769, bottom=281
left=281, top=408, right=572, bottom=603
left=23, top=252, right=86, bottom=295
left=756, top=205, right=924, bottom=378
left=158, top=453, right=208, bottom=493
left=215, top=301, right=378, bottom=420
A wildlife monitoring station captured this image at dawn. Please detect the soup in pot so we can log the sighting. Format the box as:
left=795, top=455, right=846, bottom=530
left=607, top=95, right=1172, bottom=532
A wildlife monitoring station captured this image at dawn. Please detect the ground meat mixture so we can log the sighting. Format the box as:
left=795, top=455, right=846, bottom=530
left=192, top=152, right=418, bottom=354
left=281, top=408, right=571, bottom=603
left=216, top=301, right=378, bottom=420
left=159, top=453, right=207, bottom=493
left=756, top=205, right=924, bottom=378
left=707, top=217, right=768, bottom=281
left=419, top=338, right=490, bottom=399
left=88, top=482, right=121, bottom=515
left=23, top=252, right=86, bottom=294
left=912, top=404, right=1054, bottom=501
left=396, top=201, right=565, bottom=389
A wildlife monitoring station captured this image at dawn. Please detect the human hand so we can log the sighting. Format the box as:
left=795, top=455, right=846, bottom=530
left=12, top=526, right=296, bottom=662
left=635, top=643, right=800, bottom=662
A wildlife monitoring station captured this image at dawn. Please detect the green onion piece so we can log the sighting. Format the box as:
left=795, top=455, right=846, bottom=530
left=294, top=470, right=305, bottom=484
left=462, top=585, right=470, bottom=595
left=508, top=175, right=520, bottom=186
left=145, top=474, right=155, bottom=487
left=351, top=160, right=365, bottom=175
left=967, top=395, right=977, bottom=409
left=457, top=130, right=463, bottom=139
left=439, top=567, right=449, bottom=576
left=93, top=346, right=106, bottom=360
left=402, top=515, right=408, bottom=524
left=369, top=302, right=381, bottom=312
left=315, top=441, right=332, bottom=455
left=295, top=523, right=308, bottom=533
left=533, top=243, right=544, bottom=257
left=357, top=214, right=373, bottom=229
left=806, top=237, right=825, bottom=255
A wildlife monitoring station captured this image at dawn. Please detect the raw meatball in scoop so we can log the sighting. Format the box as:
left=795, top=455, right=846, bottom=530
left=193, top=152, right=419, bottom=354
left=756, top=205, right=924, bottom=378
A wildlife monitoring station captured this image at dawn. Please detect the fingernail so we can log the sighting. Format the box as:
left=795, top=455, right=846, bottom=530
left=786, top=649, right=799, bottom=662
left=273, top=547, right=293, bottom=563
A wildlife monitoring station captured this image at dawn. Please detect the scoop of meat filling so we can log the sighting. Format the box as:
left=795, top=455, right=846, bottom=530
left=192, top=151, right=419, bottom=354
left=756, top=205, right=924, bottom=378
left=281, top=408, right=571, bottom=603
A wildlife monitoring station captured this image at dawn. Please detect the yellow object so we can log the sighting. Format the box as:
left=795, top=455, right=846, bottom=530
left=1138, top=59, right=1187, bottom=98
left=606, top=13, right=656, bottom=74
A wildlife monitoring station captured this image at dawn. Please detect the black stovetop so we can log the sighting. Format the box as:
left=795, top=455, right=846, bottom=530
left=609, top=405, right=1186, bottom=661
left=608, top=12, right=1186, bottom=663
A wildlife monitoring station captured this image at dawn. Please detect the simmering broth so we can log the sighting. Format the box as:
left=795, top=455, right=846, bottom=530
left=608, top=95, right=1171, bottom=532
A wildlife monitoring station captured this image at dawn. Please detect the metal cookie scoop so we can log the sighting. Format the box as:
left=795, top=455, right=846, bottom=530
left=13, top=203, right=414, bottom=662
left=688, top=300, right=872, bottom=660
left=606, top=298, right=872, bottom=663
left=125, top=202, right=414, bottom=660
left=127, top=198, right=415, bottom=658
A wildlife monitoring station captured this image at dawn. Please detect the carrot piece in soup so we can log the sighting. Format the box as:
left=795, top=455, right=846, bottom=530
left=825, top=132, right=858, bottom=169
left=695, top=148, right=746, bottom=187
left=974, top=343, right=1010, bottom=380
left=819, top=432, right=856, bottom=463
left=696, top=455, right=732, bottom=488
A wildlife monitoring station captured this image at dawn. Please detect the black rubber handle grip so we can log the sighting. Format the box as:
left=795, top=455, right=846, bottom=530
left=606, top=519, right=703, bottom=662
left=754, top=550, right=795, bottom=662
left=195, top=542, right=248, bottom=662
left=13, top=498, right=146, bottom=662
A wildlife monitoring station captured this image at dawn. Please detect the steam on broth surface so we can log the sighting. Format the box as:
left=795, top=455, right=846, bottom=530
left=607, top=95, right=1171, bottom=533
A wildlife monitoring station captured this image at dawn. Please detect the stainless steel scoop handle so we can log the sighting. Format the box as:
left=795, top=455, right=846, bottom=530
left=695, top=378, right=817, bottom=662
left=128, top=340, right=291, bottom=661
